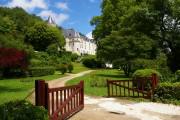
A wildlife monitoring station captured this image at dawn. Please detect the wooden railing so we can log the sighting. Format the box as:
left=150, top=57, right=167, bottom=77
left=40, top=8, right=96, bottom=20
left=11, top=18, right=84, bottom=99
left=35, top=80, right=84, bottom=120
left=107, top=74, right=158, bottom=99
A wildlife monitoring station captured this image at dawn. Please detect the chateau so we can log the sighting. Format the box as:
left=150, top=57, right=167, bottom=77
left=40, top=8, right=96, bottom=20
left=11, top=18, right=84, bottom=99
left=47, top=16, right=96, bottom=55
left=63, top=29, right=96, bottom=55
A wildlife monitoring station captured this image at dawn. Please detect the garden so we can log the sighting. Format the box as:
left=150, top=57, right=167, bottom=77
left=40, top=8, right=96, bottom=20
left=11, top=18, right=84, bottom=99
left=1, top=0, right=180, bottom=119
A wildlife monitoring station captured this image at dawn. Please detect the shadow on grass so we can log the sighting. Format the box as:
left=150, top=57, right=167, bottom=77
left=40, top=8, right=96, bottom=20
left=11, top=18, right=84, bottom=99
left=0, top=86, right=27, bottom=93
left=96, top=74, right=128, bottom=79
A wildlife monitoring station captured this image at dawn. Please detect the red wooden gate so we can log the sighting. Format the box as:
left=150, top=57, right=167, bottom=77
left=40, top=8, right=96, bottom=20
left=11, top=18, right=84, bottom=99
left=35, top=80, right=84, bottom=120
left=107, top=74, right=158, bottom=99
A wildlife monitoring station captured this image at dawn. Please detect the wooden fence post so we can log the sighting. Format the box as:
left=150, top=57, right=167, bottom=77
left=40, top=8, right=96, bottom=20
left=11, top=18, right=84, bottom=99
left=150, top=74, right=158, bottom=99
left=35, top=80, right=46, bottom=107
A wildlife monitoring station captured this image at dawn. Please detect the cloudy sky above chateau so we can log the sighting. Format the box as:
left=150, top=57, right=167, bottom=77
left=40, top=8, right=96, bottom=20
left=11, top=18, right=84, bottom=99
left=0, top=0, right=101, bottom=38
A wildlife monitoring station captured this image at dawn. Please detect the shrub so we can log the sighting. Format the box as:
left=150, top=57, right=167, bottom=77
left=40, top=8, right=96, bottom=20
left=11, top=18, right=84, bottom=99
left=28, top=67, right=55, bottom=77
left=131, top=59, right=155, bottom=73
left=67, top=63, right=73, bottom=73
left=175, top=70, right=180, bottom=81
left=71, top=53, right=79, bottom=62
left=132, top=69, right=161, bottom=78
left=153, top=82, right=180, bottom=104
left=89, top=74, right=107, bottom=87
left=0, top=48, right=29, bottom=78
left=29, top=59, right=43, bottom=67
left=0, top=48, right=28, bottom=69
left=0, top=100, right=48, bottom=120
left=3, top=68, right=27, bottom=78
left=0, top=70, right=2, bottom=80
left=158, top=68, right=175, bottom=82
left=82, top=55, right=103, bottom=68
left=46, top=44, right=59, bottom=56
left=31, top=52, right=53, bottom=67
left=132, top=69, right=161, bottom=90
left=57, top=64, right=67, bottom=74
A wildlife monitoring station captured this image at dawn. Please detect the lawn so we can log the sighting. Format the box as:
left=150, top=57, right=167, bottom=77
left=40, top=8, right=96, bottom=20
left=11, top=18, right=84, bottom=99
left=0, top=73, right=65, bottom=104
left=66, top=69, right=130, bottom=96
left=72, top=62, right=90, bottom=74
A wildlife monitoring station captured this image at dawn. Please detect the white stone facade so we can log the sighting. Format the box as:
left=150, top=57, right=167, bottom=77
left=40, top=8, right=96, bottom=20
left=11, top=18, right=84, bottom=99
left=47, top=16, right=96, bottom=55
left=63, top=29, right=96, bottom=55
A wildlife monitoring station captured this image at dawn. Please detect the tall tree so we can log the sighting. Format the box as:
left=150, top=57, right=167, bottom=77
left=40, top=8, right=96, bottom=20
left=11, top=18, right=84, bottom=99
left=91, top=0, right=180, bottom=72
left=25, top=22, right=65, bottom=51
left=98, top=30, right=155, bottom=76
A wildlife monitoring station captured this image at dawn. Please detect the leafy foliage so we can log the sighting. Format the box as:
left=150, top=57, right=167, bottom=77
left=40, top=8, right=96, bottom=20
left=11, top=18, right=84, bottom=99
left=0, top=48, right=28, bottom=69
left=0, top=100, right=48, bottom=120
left=25, top=22, right=65, bottom=51
left=98, top=31, right=156, bottom=76
left=82, top=55, right=103, bottom=68
left=67, top=63, right=74, bottom=73
left=0, top=48, right=29, bottom=77
left=89, top=74, right=107, bottom=87
left=154, top=82, right=180, bottom=104
left=91, top=0, right=180, bottom=72
left=175, top=70, right=180, bottom=81
left=28, top=67, right=55, bottom=77
left=57, top=64, right=68, bottom=74
left=0, top=7, right=41, bottom=52
left=132, top=69, right=161, bottom=78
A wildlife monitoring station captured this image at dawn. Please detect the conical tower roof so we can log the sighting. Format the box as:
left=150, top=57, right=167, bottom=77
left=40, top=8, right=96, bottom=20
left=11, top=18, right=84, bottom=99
left=47, top=16, right=56, bottom=25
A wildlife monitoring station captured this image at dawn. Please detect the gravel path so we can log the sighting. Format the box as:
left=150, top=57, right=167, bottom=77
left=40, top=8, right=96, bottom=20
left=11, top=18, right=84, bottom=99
left=27, top=70, right=180, bottom=120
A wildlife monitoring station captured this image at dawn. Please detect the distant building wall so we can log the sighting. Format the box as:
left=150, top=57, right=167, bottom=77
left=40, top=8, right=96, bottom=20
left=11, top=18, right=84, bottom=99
left=47, top=17, right=96, bottom=55
left=63, top=29, right=96, bottom=55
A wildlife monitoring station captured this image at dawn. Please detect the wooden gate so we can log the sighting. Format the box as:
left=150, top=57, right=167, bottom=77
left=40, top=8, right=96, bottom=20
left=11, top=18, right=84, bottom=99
left=107, top=74, right=158, bottom=99
left=35, top=80, right=84, bottom=120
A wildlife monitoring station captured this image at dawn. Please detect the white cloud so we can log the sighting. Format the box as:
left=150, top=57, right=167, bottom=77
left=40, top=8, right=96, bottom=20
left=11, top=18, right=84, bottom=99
left=6, top=0, right=47, bottom=11
left=56, top=2, right=69, bottom=11
left=86, top=31, right=93, bottom=39
left=38, top=10, right=69, bottom=25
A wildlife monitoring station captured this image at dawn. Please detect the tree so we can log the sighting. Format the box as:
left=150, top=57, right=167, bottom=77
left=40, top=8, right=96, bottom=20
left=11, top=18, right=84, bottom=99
left=0, top=48, right=29, bottom=77
left=91, top=0, right=180, bottom=72
left=0, top=16, right=16, bottom=34
left=98, top=31, right=155, bottom=76
left=25, top=22, right=65, bottom=51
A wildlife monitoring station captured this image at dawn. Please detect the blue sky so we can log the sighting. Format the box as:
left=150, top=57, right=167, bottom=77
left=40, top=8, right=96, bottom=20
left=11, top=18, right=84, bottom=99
left=0, top=0, right=102, bottom=38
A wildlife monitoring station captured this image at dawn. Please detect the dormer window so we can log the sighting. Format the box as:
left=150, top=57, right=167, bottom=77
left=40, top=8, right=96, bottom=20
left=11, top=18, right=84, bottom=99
left=69, top=34, right=71, bottom=36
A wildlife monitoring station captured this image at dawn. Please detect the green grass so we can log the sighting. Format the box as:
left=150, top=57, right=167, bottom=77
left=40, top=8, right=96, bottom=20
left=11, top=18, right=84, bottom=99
left=0, top=73, right=65, bottom=104
left=66, top=69, right=130, bottom=96
left=72, top=62, right=90, bottom=74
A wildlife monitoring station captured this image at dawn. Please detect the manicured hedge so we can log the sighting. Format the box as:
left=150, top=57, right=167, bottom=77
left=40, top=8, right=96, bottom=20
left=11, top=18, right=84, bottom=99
left=132, top=69, right=161, bottom=90
left=154, top=82, right=180, bottom=100
left=132, top=69, right=161, bottom=78
left=0, top=100, right=48, bottom=120
left=28, top=67, right=55, bottom=77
